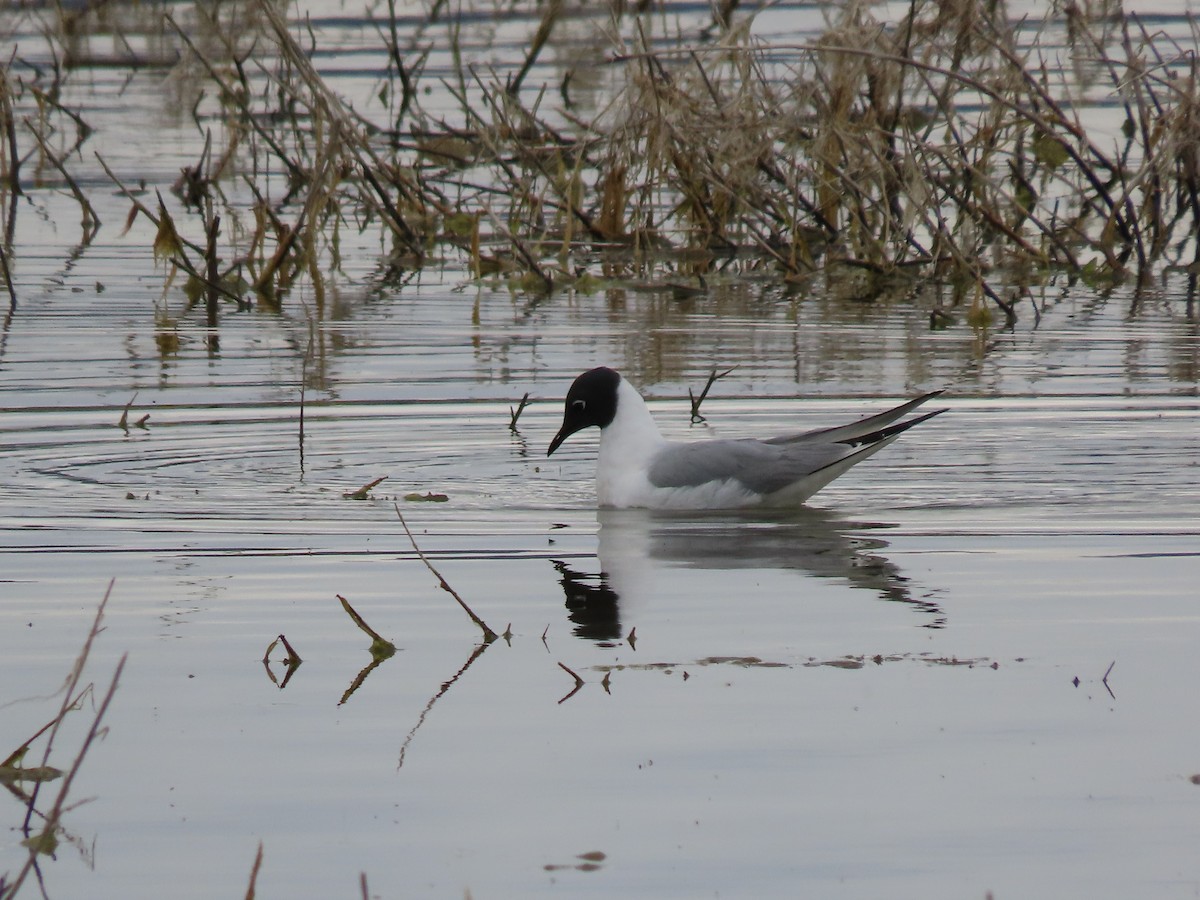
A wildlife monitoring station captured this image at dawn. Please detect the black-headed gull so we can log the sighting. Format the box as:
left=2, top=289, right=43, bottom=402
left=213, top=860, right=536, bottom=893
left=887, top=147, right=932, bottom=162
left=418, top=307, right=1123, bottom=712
left=546, top=367, right=946, bottom=509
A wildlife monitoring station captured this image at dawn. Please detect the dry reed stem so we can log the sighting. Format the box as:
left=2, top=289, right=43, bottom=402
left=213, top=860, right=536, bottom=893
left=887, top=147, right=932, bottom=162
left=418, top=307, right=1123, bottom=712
left=556, top=661, right=584, bottom=704
left=394, top=504, right=497, bottom=642
left=509, top=392, right=531, bottom=431
left=688, top=366, right=735, bottom=422
left=336, top=594, right=396, bottom=657
left=10, top=0, right=1200, bottom=319
left=244, top=841, right=264, bottom=900
left=0, top=242, right=15, bottom=310
left=96, top=153, right=244, bottom=305
left=508, top=0, right=562, bottom=96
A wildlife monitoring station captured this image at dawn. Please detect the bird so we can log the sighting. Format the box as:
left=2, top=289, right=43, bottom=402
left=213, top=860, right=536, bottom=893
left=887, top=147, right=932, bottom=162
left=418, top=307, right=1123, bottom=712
left=546, top=367, right=946, bottom=509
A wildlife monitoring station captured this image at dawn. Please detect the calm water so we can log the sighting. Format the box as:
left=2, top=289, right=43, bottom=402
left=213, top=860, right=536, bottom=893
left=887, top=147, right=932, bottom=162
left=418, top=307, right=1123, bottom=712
left=3, top=2, right=1200, bottom=899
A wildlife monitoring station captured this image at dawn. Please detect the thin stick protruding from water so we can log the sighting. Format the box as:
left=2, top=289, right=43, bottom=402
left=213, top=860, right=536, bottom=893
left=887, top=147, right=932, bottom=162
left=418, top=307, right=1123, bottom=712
left=689, top=366, right=736, bottom=422
left=509, top=392, right=531, bottom=431
left=336, top=595, right=397, bottom=664
left=265, top=633, right=302, bottom=665
left=298, top=350, right=307, bottom=476
left=394, top=505, right=497, bottom=642
left=557, top=661, right=584, bottom=704
left=343, top=476, right=388, bottom=500
left=204, top=212, right=220, bottom=329
left=0, top=241, right=16, bottom=310
left=117, top=392, right=138, bottom=430
left=1102, top=660, right=1116, bottom=700
left=244, top=841, right=264, bottom=900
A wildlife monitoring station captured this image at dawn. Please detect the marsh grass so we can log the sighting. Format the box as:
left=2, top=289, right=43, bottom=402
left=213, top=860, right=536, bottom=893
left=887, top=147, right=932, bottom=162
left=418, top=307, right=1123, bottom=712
left=1, top=583, right=124, bottom=900
left=4, top=0, right=1200, bottom=325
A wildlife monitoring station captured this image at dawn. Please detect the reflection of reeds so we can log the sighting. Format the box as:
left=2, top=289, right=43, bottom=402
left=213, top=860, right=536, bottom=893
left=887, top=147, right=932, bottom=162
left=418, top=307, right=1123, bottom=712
left=6, top=1, right=1200, bottom=322
left=2, top=582, right=125, bottom=899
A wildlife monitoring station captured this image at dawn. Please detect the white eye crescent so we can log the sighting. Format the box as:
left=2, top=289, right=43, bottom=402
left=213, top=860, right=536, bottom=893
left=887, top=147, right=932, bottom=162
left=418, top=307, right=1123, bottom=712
left=572, top=400, right=586, bottom=411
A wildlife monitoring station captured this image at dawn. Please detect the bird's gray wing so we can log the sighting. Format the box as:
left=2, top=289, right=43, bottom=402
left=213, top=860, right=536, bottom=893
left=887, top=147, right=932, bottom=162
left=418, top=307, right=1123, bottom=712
left=647, top=439, right=851, bottom=496
left=765, top=391, right=944, bottom=445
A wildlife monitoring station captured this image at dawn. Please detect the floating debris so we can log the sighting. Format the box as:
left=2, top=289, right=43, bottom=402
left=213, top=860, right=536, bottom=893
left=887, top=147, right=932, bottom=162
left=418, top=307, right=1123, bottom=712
left=403, top=491, right=449, bottom=502
left=344, top=476, right=388, bottom=500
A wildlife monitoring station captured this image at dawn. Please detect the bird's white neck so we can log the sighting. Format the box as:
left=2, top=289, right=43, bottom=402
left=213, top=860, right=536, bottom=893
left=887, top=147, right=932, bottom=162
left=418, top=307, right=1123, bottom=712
left=595, top=377, right=666, bottom=506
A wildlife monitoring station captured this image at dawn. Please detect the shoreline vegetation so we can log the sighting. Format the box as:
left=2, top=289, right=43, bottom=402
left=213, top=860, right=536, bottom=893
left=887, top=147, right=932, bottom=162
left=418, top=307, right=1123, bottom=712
left=3, top=0, right=1200, bottom=329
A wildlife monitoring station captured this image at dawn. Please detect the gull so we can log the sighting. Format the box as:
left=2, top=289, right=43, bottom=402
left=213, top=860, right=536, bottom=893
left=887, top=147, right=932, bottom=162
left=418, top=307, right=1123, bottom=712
left=546, top=367, right=946, bottom=509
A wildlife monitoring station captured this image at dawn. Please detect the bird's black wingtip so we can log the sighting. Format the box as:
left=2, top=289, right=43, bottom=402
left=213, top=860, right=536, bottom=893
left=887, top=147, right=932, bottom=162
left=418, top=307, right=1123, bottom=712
left=845, top=405, right=948, bottom=446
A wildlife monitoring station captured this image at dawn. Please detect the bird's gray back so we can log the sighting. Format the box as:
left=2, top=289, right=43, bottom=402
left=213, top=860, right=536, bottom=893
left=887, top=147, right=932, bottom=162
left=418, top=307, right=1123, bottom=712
left=647, top=439, right=850, bottom=496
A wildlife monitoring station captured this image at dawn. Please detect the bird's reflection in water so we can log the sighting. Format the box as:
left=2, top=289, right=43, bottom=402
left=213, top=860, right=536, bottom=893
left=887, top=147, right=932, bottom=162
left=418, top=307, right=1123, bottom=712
left=553, top=507, right=945, bottom=642
left=553, top=559, right=621, bottom=642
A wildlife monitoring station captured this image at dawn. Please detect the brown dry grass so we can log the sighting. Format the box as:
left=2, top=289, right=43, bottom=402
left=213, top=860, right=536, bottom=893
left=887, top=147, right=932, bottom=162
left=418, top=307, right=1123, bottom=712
left=4, top=0, right=1200, bottom=325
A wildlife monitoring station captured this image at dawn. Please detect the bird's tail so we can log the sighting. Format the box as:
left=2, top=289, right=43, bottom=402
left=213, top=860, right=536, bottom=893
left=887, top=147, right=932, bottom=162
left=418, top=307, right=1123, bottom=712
left=767, top=391, right=945, bottom=445
left=840, top=406, right=948, bottom=447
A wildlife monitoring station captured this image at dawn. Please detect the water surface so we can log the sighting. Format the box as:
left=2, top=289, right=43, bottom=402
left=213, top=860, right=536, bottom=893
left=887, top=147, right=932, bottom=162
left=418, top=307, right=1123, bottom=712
left=2, top=2, right=1200, bottom=898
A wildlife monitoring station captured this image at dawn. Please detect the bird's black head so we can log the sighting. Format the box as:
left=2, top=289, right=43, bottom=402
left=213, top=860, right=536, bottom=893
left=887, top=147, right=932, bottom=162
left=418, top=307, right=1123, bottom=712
left=547, top=367, right=621, bottom=456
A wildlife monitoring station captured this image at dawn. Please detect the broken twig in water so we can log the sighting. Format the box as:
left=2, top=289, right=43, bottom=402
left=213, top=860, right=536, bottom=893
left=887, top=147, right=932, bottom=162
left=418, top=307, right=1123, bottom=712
left=1, top=243, right=16, bottom=310
left=337, top=594, right=397, bottom=659
left=117, top=392, right=137, bottom=430
left=298, top=328, right=312, bottom=476
left=244, top=842, right=264, bottom=900
left=556, top=661, right=585, bottom=704
left=115, top=394, right=151, bottom=431
left=509, top=392, right=531, bottom=432
left=689, top=366, right=736, bottom=422
left=394, top=504, right=497, bottom=642
left=261, top=650, right=301, bottom=690
left=344, top=476, right=388, bottom=500
left=336, top=595, right=402, bottom=704
left=263, top=633, right=303, bottom=666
